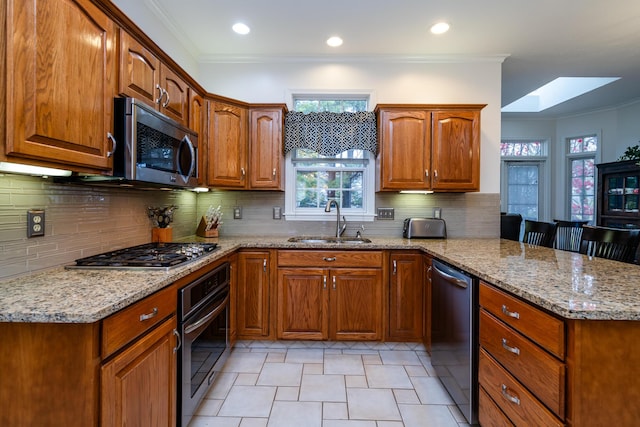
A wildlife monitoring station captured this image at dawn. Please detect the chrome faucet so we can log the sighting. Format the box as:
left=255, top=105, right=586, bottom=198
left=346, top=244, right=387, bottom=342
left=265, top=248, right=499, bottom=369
left=324, top=200, right=346, bottom=238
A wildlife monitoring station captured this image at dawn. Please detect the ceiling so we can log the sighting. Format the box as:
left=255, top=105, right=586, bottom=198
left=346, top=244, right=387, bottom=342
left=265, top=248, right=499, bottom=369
left=146, top=0, right=640, bottom=118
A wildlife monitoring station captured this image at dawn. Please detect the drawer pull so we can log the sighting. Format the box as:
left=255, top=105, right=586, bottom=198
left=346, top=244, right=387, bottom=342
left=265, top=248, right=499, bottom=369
left=501, top=338, right=521, bottom=355
left=501, top=384, right=521, bottom=405
left=501, top=304, right=520, bottom=319
left=323, top=257, right=336, bottom=262
left=139, top=307, right=158, bottom=322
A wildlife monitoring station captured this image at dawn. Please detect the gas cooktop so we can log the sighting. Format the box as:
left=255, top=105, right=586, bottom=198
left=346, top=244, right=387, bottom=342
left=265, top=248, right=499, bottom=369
left=67, top=242, right=219, bottom=270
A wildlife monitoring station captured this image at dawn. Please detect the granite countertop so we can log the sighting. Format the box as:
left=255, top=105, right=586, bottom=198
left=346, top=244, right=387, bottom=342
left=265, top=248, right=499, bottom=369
left=1, top=236, right=639, bottom=323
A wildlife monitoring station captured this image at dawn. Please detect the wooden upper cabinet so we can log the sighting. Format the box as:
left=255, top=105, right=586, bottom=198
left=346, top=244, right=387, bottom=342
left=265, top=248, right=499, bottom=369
left=431, top=109, right=481, bottom=191
left=376, top=105, right=484, bottom=192
left=159, top=65, right=189, bottom=125
left=208, top=101, right=248, bottom=188
left=377, top=109, right=431, bottom=190
left=118, top=29, right=160, bottom=107
left=190, top=90, right=206, bottom=185
left=118, top=29, right=189, bottom=126
left=4, top=0, right=117, bottom=171
left=249, top=107, right=285, bottom=190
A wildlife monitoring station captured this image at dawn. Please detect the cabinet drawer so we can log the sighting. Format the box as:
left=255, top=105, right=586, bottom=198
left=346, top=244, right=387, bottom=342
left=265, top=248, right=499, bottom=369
left=480, top=282, right=565, bottom=359
left=479, top=349, right=564, bottom=427
left=479, top=385, right=514, bottom=427
left=480, top=310, right=565, bottom=418
left=102, top=285, right=176, bottom=358
left=277, top=250, right=382, bottom=268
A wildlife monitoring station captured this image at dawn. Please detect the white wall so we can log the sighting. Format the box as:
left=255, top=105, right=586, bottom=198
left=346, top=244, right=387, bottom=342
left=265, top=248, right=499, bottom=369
left=199, top=59, right=503, bottom=193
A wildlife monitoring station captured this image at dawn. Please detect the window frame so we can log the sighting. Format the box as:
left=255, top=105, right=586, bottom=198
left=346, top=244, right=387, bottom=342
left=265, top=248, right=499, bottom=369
left=565, top=133, right=600, bottom=224
left=284, top=93, right=376, bottom=221
left=500, top=138, right=550, bottom=220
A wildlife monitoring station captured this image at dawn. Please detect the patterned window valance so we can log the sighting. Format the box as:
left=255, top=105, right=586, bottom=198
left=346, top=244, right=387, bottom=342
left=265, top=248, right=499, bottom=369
left=284, top=111, right=377, bottom=156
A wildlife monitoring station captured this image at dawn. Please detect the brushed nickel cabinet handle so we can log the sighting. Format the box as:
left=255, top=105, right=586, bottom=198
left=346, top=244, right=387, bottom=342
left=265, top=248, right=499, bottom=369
left=501, top=384, right=521, bottom=405
left=155, top=84, right=164, bottom=104
left=332, top=276, right=336, bottom=290
left=425, top=169, right=429, bottom=178
left=139, top=307, right=158, bottom=321
left=241, top=167, right=246, bottom=177
left=323, top=257, right=336, bottom=262
left=106, top=132, right=117, bottom=158
left=393, top=259, right=397, bottom=275
left=263, top=258, right=267, bottom=272
left=273, top=168, right=277, bottom=177
left=323, top=276, right=327, bottom=289
left=501, top=304, right=520, bottom=319
left=501, top=338, right=520, bottom=355
left=172, top=329, right=181, bottom=353
left=161, top=88, right=170, bottom=108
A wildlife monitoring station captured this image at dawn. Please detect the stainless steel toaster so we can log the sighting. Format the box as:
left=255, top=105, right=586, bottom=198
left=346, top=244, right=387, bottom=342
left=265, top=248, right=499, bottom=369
left=402, top=218, right=447, bottom=239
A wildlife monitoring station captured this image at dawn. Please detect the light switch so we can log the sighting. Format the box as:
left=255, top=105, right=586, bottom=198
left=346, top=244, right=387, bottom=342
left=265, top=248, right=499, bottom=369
left=27, top=209, right=45, bottom=237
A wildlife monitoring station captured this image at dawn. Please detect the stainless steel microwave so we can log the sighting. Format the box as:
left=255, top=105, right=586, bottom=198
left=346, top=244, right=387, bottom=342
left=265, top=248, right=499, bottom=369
left=112, top=97, right=198, bottom=187
left=65, top=98, right=198, bottom=188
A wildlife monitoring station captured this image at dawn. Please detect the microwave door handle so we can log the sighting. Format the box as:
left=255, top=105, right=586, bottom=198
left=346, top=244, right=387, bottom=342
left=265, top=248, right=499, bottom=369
left=178, top=135, right=196, bottom=182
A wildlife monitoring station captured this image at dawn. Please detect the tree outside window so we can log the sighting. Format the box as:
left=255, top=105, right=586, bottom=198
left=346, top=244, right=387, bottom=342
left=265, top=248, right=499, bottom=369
left=567, top=135, right=597, bottom=223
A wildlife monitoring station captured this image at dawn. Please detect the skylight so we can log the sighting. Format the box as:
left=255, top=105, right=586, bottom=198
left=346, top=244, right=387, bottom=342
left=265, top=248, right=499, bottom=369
left=501, top=77, right=620, bottom=113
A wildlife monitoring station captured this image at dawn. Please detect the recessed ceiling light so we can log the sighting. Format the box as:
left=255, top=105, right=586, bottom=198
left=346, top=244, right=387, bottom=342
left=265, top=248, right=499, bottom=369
left=430, top=22, right=450, bottom=35
left=232, top=23, right=250, bottom=35
left=326, top=36, right=343, bottom=47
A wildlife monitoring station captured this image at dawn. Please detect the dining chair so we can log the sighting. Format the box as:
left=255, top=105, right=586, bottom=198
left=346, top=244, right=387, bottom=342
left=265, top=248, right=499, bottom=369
left=500, top=213, right=523, bottom=241
left=523, top=220, right=558, bottom=248
left=579, top=225, right=640, bottom=263
left=554, top=220, right=589, bottom=252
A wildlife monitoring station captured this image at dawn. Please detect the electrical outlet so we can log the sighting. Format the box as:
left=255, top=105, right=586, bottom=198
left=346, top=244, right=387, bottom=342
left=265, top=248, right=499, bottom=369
left=377, top=207, right=394, bottom=220
left=27, top=209, right=45, bottom=237
left=273, top=206, right=282, bottom=220
left=433, top=207, right=442, bottom=219
left=233, top=206, right=242, bottom=219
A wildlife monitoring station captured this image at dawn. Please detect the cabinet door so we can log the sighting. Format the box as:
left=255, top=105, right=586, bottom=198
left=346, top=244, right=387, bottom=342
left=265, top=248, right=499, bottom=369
left=377, top=110, right=431, bottom=190
left=6, top=0, right=116, bottom=170
left=237, top=251, right=271, bottom=338
left=159, top=65, right=189, bottom=126
left=118, top=29, right=160, bottom=108
left=330, top=268, right=383, bottom=340
left=388, top=253, right=424, bottom=340
left=431, top=110, right=481, bottom=191
left=189, top=90, right=206, bottom=186
left=250, top=108, right=284, bottom=190
left=277, top=268, right=328, bottom=340
left=101, top=316, right=177, bottom=427
left=208, top=102, right=248, bottom=188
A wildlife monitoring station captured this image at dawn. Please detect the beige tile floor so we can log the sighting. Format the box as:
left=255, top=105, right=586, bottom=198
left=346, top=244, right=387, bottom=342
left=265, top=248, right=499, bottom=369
left=188, top=340, right=472, bottom=427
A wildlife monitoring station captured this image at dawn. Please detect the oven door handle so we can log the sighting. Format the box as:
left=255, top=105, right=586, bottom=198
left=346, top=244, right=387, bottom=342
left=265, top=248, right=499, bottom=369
left=184, top=295, right=229, bottom=335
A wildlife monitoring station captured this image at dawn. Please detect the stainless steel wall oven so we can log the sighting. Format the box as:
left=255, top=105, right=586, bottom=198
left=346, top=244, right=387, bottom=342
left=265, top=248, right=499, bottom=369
left=178, top=262, right=230, bottom=426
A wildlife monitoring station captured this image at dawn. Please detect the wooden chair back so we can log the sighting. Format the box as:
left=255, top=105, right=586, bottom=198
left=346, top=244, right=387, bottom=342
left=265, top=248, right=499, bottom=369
left=579, top=226, right=640, bottom=263
left=523, top=220, right=558, bottom=248
left=554, top=220, right=589, bottom=252
left=500, top=213, right=522, bottom=241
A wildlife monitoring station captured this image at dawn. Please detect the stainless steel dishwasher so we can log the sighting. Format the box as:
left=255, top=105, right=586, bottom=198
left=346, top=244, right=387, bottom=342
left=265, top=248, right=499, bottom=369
left=430, top=259, right=478, bottom=425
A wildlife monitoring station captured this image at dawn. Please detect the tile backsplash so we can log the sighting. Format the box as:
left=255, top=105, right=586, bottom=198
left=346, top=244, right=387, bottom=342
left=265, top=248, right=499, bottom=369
left=0, top=174, right=499, bottom=280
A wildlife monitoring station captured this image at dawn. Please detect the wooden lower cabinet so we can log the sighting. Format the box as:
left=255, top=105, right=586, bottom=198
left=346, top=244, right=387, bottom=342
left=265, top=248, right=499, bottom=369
left=101, top=316, right=177, bottom=427
left=277, top=267, right=383, bottom=340
left=276, top=250, right=384, bottom=341
left=237, top=250, right=274, bottom=339
left=388, top=252, right=424, bottom=341
left=479, top=281, right=640, bottom=426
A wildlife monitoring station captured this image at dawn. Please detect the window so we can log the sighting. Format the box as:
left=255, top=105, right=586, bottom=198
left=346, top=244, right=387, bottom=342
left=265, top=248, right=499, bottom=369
left=567, top=134, right=597, bottom=223
left=500, top=139, right=548, bottom=220
left=284, top=95, right=376, bottom=221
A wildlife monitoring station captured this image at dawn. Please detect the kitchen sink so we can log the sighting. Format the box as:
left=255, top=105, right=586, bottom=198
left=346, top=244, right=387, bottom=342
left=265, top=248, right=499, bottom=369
left=287, top=236, right=372, bottom=244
